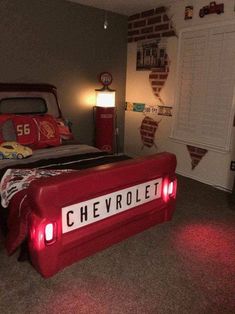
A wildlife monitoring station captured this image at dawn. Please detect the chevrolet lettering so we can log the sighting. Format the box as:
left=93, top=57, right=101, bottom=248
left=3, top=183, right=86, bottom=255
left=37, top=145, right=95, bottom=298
left=62, top=178, right=162, bottom=233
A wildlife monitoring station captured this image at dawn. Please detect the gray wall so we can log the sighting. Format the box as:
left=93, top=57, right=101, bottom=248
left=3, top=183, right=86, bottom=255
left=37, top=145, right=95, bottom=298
left=0, top=0, right=127, bottom=150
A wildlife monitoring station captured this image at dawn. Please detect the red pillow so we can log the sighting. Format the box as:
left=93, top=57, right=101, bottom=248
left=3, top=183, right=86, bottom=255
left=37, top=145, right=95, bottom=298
left=0, top=115, right=17, bottom=143
left=32, top=114, right=61, bottom=148
left=56, top=118, right=73, bottom=141
left=12, top=115, right=38, bottom=146
left=0, top=114, right=61, bottom=149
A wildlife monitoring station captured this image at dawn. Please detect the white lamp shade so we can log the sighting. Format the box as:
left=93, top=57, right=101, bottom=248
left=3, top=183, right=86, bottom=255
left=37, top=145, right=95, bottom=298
left=96, top=90, right=115, bottom=108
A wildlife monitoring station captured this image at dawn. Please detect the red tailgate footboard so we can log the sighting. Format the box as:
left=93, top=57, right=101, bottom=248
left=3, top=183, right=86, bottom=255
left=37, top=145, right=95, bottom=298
left=27, top=152, right=177, bottom=277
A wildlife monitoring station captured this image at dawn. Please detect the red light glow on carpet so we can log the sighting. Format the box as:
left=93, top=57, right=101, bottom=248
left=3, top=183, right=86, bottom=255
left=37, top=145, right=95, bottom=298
left=174, top=223, right=235, bottom=266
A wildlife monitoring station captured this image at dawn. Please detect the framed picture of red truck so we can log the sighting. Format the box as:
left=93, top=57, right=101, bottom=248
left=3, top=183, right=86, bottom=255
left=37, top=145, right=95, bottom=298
left=199, top=1, right=224, bottom=18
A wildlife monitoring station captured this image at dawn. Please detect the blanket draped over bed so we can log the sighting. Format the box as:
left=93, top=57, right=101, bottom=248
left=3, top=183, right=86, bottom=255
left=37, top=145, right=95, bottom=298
left=0, top=145, right=130, bottom=254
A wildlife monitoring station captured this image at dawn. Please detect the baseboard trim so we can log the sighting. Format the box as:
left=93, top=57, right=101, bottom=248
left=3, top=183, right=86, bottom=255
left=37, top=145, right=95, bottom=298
left=176, top=170, right=232, bottom=193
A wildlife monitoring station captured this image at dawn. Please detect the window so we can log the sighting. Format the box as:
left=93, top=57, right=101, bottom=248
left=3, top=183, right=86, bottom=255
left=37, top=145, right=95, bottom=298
left=171, top=23, right=235, bottom=152
left=2, top=145, right=13, bottom=149
left=0, top=97, right=47, bottom=114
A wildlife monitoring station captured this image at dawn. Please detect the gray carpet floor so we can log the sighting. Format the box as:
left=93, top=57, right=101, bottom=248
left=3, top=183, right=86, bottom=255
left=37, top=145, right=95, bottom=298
left=0, top=176, right=234, bottom=314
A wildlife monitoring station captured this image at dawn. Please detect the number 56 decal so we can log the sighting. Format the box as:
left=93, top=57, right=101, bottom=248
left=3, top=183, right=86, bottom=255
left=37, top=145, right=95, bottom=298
left=17, top=124, right=31, bottom=136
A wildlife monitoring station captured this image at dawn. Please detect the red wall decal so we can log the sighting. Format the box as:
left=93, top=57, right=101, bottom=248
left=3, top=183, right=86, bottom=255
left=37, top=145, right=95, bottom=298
left=128, top=7, right=176, bottom=43
left=149, top=53, right=169, bottom=104
left=140, top=116, right=161, bottom=149
left=199, top=1, right=224, bottom=18
left=187, top=145, right=208, bottom=169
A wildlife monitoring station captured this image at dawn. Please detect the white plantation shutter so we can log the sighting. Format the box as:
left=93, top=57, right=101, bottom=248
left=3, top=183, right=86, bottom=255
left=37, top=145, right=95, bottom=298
left=172, top=24, right=235, bottom=151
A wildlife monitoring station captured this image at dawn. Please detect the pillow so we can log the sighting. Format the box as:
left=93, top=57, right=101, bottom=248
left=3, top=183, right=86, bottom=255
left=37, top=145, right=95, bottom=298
left=32, top=114, right=61, bottom=148
left=56, top=118, right=73, bottom=141
left=11, top=115, right=38, bottom=146
left=0, top=115, right=17, bottom=143
left=2, top=120, right=17, bottom=142
left=0, top=114, right=61, bottom=149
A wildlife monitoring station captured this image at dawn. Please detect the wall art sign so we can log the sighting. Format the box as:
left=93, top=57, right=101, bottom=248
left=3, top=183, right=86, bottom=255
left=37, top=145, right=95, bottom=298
left=144, top=105, right=158, bottom=115
left=99, top=72, right=113, bottom=86
left=136, top=38, right=167, bottom=71
left=185, top=6, right=193, bottom=20
left=187, top=145, right=208, bottom=169
left=199, top=1, right=224, bottom=18
left=158, top=105, right=172, bottom=116
left=126, top=103, right=173, bottom=117
left=125, top=102, right=146, bottom=112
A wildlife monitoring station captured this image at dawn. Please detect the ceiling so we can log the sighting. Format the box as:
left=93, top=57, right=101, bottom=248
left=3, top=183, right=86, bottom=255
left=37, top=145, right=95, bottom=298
left=68, top=0, right=173, bottom=16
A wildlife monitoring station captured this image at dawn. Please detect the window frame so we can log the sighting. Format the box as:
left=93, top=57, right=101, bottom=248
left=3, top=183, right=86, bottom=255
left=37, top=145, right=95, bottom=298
left=171, top=21, right=235, bottom=153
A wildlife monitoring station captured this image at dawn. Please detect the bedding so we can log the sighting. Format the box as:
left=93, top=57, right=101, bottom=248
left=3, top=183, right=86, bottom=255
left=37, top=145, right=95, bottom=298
left=0, top=144, right=101, bottom=169
left=1, top=168, right=75, bottom=208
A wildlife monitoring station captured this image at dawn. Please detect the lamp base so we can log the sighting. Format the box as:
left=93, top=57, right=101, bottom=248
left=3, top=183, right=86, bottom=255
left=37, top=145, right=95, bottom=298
left=95, top=106, right=115, bottom=153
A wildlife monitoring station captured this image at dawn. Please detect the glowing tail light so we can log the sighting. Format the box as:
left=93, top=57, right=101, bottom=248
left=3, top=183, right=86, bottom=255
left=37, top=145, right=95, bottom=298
left=45, top=223, right=53, bottom=241
left=168, top=181, right=174, bottom=195
left=163, top=178, right=177, bottom=202
left=45, top=222, right=57, bottom=245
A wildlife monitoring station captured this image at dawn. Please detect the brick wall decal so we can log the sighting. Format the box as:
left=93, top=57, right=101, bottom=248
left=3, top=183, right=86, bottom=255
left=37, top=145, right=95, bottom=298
left=128, top=6, right=176, bottom=105
left=187, top=145, right=208, bottom=169
left=128, top=7, right=175, bottom=43
left=140, top=116, right=160, bottom=149
left=149, top=52, right=169, bottom=104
